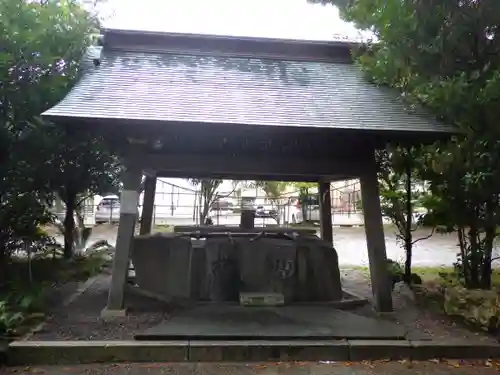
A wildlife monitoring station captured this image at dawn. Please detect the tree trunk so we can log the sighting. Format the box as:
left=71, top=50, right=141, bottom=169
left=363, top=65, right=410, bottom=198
left=200, top=195, right=210, bottom=224
left=63, top=194, right=76, bottom=259
left=467, top=222, right=481, bottom=289
left=300, top=188, right=308, bottom=222
left=0, top=243, right=8, bottom=286
left=480, top=233, right=493, bottom=290
left=403, top=165, right=413, bottom=284
left=480, top=199, right=496, bottom=289
left=457, top=227, right=469, bottom=284
left=197, top=191, right=202, bottom=224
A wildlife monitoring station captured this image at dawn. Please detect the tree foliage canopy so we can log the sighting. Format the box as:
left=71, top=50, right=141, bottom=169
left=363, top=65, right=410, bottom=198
left=1, top=0, right=120, bottom=258
left=313, top=0, right=500, bottom=289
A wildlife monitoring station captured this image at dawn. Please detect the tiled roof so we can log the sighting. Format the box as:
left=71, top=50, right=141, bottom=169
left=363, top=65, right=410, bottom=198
left=43, top=47, right=454, bottom=133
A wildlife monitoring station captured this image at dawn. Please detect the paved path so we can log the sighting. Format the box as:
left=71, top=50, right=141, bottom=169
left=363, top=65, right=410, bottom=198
left=60, top=225, right=500, bottom=267
left=2, top=361, right=499, bottom=375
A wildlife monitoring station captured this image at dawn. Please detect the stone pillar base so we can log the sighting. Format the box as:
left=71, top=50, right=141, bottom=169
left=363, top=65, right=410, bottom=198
left=240, top=210, right=255, bottom=229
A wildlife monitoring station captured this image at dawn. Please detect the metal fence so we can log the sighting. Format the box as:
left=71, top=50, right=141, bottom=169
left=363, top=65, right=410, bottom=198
left=330, top=179, right=362, bottom=215
left=88, top=192, right=296, bottom=227
left=80, top=179, right=364, bottom=227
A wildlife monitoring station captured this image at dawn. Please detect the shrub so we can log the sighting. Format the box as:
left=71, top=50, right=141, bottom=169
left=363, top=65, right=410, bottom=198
left=0, top=300, right=24, bottom=340
left=444, top=286, right=500, bottom=332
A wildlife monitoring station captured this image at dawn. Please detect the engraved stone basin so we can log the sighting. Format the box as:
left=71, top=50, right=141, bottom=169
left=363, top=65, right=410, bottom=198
left=131, top=229, right=342, bottom=303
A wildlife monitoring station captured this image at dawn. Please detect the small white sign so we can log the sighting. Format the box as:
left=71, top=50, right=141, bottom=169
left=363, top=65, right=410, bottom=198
left=120, top=190, right=139, bottom=214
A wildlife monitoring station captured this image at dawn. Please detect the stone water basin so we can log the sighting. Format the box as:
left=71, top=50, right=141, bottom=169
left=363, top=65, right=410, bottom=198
left=130, top=229, right=343, bottom=303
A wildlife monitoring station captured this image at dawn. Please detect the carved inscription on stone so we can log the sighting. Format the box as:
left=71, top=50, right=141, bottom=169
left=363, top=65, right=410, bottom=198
left=208, top=250, right=239, bottom=301
left=211, top=254, right=231, bottom=278
left=270, top=258, right=295, bottom=279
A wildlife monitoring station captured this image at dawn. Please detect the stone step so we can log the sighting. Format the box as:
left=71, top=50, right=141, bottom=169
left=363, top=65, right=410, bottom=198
left=7, top=340, right=500, bottom=365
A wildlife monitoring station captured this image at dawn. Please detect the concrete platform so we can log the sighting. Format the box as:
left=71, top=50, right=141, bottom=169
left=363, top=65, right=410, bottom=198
left=135, top=305, right=407, bottom=341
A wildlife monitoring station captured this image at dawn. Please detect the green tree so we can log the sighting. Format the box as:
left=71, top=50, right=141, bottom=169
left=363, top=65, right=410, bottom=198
left=189, top=180, right=247, bottom=224
left=190, top=179, right=224, bottom=224
left=1, top=0, right=120, bottom=258
left=314, top=0, right=500, bottom=289
left=377, top=146, right=432, bottom=283
left=44, top=123, right=121, bottom=257
left=293, top=182, right=317, bottom=222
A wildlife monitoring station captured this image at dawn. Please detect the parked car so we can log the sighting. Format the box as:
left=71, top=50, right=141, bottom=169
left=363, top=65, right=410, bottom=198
left=281, top=196, right=321, bottom=224
left=210, top=199, right=234, bottom=211
left=95, top=195, right=121, bottom=223
left=255, top=205, right=278, bottom=219
left=95, top=195, right=143, bottom=224
left=305, top=206, right=320, bottom=222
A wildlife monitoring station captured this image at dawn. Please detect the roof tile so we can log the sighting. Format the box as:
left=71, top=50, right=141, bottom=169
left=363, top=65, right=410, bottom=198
left=43, top=49, right=454, bottom=133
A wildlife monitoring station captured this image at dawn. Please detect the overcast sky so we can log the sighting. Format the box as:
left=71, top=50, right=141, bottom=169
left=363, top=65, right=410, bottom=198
left=100, top=0, right=364, bottom=41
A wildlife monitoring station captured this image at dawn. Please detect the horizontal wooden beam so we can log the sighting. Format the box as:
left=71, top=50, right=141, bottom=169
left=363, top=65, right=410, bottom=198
left=142, top=169, right=156, bottom=178
left=153, top=171, right=354, bottom=182
left=128, top=152, right=368, bottom=181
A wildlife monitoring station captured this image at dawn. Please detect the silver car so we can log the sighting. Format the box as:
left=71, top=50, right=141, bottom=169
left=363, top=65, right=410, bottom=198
left=95, top=195, right=120, bottom=223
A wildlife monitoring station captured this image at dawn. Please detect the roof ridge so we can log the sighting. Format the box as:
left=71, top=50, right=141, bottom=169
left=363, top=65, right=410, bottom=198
left=101, top=28, right=354, bottom=63
left=102, top=28, right=357, bottom=47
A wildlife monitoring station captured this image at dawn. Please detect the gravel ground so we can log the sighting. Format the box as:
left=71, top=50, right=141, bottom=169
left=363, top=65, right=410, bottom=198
left=341, top=269, right=498, bottom=343
left=27, top=269, right=498, bottom=342
left=2, top=361, right=500, bottom=375
left=29, top=275, right=175, bottom=340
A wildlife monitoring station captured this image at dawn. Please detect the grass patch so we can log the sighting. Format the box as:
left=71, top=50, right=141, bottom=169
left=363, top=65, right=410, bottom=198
left=341, top=265, right=370, bottom=272
left=341, top=265, right=500, bottom=285
left=153, top=224, right=173, bottom=233
left=413, top=266, right=500, bottom=286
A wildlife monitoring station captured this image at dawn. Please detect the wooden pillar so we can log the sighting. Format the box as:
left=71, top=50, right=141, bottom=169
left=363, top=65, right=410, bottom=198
left=318, top=181, right=333, bottom=244
left=140, top=175, right=156, bottom=235
left=102, top=166, right=142, bottom=318
left=240, top=210, right=255, bottom=230
left=360, top=151, right=393, bottom=312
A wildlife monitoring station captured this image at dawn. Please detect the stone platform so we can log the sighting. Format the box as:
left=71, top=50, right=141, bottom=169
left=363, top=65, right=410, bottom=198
left=134, top=305, right=407, bottom=341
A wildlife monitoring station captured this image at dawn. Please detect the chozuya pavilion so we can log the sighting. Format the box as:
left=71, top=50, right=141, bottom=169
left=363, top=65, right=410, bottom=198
left=42, top=28, right=454, bottom=321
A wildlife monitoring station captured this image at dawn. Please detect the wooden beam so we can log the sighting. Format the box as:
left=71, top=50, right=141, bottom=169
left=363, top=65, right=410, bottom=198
left=128, top=153, right=368, bottom=181
left=319, top=182, right=333, bottom=244
left=154, top=171, right=349, bottom=182
left=139, top=175, right=157, bottom=235
left=142, top=168, right=156, bottom=177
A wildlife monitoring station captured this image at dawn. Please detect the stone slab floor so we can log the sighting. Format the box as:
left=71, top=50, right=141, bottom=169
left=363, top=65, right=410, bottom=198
left=136, top=305, right=406, bottom=340
left=2, top=361, right=500, bottom=375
